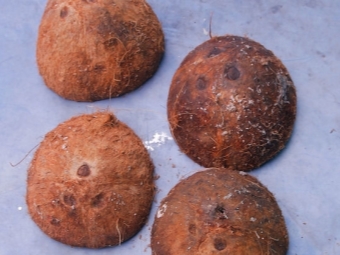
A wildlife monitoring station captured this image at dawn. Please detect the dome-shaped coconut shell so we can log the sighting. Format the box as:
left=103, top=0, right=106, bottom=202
left=167, top=35, right=296, bottom=172
left=152, top=168, right=288, bottom=254
left=37, top=0, right=164, bottom=101
left=26, top=112, right=154, bottom=248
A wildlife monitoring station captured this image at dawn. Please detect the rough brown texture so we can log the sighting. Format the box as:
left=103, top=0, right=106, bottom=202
left=167, top=35, right=297, bottom=172
left=37, top=0, right=165, bottom=102
left=26, top=112, right=154, bottom=248
left=151, top=168, right=288, bottom=255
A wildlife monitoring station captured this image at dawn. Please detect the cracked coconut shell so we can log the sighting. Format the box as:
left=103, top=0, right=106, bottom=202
left=26, top=112, right=154, bottom=248
left=37, top=0, right=164, bottom=102
left=167, top=35, right=297, bottom=172
left=151, top=168, right=288, bottom=255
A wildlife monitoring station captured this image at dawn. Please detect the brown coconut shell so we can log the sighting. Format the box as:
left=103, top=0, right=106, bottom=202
left=151, top=168, right=289, bottom=255
left=37, top=0, right=164, bottom=102
left=167, top=35, right=297, bottom=172
left=26, top=112, right=154, bottom=248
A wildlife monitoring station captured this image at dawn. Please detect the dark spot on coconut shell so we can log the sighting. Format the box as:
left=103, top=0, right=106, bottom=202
left=214, top=205, right=228, bottom=220
left=68, top=208, right=77, bottom=217
left=214, top=238, right=227, bottom=251
left=208, top=47, right=222, bottom=58
left=63, top=194, right=76, bottom=206
left=77, top=164, right=91, bottom=177
left=225, top=65, right=240, bottom=80
left=60, top=6, right=68, bottom=18
left=230, top=226, right=243, bottom=235
left=97, top=17, right=115, bottom=36
left=196, top=77, right=207, bottom=90
left=188, top=223, right=196, bottom=234
left=93, top=64, right=106, bottom=73
left=104, top=38, right=118, bottom=49
left=215, top=205, right=225, bottom=214
left=91, top=193, right=105, bottom=208
left=97, top=15, right=127, bottom=39
left=51, top=218, right=60, bottom=226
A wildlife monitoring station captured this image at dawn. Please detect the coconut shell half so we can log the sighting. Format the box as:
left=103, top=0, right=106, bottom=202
left=151, top=168, right=289, bottom=255
left=26, top=112, right=154, bottom=248
left=37, top=0, right=165, bottom=101
left=167, top=35, right=297, bottom=172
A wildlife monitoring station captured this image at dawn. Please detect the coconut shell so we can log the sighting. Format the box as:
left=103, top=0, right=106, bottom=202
left=167, top=35, right=297, bottom=172
left=151, top=168, right=288, bottom=255
left=26, top=112, right=154, bottom=248
left=37, top=0, right=164, bottom=102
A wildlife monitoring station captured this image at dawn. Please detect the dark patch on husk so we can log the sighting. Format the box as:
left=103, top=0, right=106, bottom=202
left=77, top=164, right=91, bottom=177
left=214, top=238, right=227, bottom=251
left=60, top=6, right=68, bottom=18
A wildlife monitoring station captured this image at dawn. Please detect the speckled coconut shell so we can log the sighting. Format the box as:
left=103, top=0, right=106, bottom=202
left=26, top=112, right=154, bottom=248
left=37, top=0, right=164, bottom=102
left=151, top=168, right=288, bottom=255
left=167, top=35, right=296, bottom=172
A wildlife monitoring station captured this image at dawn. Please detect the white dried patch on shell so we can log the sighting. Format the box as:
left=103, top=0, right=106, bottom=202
left=226, top=103, right=237, bottom=112
left=223, top=193, right=232, bottom=199
left=275, top=73, right=293, bottom=105
left=157, top=204, right=167, bottom=218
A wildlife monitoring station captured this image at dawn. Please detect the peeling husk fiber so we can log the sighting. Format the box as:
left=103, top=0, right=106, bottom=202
left=151, top=168, right=289, bottom=255
left=26, top=112, right=155, bottom=248
left=37, top=0, right=165, bottom=102
left=167, top=35, right=297, bottom=172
